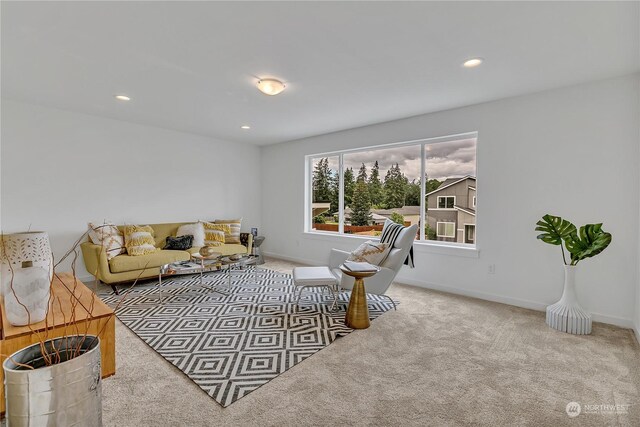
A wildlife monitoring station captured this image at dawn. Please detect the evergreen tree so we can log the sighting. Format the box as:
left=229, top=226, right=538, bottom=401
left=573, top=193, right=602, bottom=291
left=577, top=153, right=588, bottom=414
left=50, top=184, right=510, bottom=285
left=328, top=171, right=339, bottom=214
left=357, top=163, right=368, bottom=183
left=368, top=161, right=383, bottom=207
left=343, top=167, right=355, bottom=207
left=404, top=179, right=421, bottom=206
left=383, top=163, right=406, bottom=208
left=312, top=158, right=331, bottom=202
left=350, top=180, right=371, bottom=226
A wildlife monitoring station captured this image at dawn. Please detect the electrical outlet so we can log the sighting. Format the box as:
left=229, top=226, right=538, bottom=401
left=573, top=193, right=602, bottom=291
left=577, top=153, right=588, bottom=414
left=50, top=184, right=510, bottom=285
left=488, top=264, right=496, bottom=274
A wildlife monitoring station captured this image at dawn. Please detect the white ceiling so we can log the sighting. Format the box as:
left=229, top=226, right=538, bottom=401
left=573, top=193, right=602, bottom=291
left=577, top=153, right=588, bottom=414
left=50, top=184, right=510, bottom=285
left=2, top=1, right=638, bottom=145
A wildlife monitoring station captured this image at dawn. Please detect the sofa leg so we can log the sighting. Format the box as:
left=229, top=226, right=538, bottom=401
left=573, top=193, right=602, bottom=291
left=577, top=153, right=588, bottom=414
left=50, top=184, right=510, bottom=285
left=111, top=284, right=119, bottom=295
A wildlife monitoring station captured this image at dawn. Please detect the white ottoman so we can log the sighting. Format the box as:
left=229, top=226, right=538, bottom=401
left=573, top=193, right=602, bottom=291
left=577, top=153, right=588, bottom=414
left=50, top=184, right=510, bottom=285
left=292, top=266, right=339, bottom=310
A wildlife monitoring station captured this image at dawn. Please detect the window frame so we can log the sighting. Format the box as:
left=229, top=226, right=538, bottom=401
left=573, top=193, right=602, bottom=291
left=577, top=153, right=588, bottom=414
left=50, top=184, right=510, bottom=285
left=304, top=131, right=478, bottom=249
left=436, top=195, right=456, bottom=210
left=436, top=221, right=456, bottom=238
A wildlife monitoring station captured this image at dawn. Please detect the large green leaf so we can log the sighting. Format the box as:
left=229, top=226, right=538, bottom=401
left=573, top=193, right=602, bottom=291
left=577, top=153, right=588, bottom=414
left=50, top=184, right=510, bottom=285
left=564, top=223, right=612, bottom=264
left=535, top=214, right=576, bottom=246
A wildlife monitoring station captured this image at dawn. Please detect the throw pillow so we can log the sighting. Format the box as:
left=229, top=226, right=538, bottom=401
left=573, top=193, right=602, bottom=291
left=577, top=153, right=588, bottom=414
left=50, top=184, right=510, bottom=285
left=176, top=223, right=205, bottom=247
left=164, top=235, right=193, bottom=251
left=204, top=230, right=224, bottom=247
left=123, top=225, right=158, bottom=256
left=201, top=222, right=229, bottom=246
left=347, top=240, right=391, bottom=265
left=87, top=222, right=125, bottom=261
left=214, top=219, right=242, bottom=244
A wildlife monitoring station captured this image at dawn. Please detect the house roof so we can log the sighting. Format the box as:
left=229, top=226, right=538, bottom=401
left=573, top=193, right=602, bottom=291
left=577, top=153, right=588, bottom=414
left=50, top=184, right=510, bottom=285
left=426, top=176, right=476, bottom=197
left=454, top=205, right=476, bottom=216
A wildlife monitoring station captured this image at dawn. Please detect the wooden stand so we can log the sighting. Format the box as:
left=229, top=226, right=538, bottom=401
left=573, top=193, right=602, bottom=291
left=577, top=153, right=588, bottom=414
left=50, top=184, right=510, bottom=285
left=0, top=273, right=116, bottom=415
left=340, top=266, right=379, bottom=329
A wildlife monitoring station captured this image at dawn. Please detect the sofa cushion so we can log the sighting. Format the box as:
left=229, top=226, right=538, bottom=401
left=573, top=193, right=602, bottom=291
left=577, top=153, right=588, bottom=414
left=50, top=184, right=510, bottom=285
left=177, top=223, right=205, bottom=247
left=109, top=250, right=190, bottom=273
left=164, top=235, right=193, bottom=250
left=88, top=222, right=125, bottom=260
left=214, top=219, right=242, bottom=244
left=123, top=225, right=159, bottom=256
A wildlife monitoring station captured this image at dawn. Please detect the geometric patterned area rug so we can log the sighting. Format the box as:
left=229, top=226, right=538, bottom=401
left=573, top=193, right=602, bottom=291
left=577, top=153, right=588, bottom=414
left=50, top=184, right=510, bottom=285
left=98, top=267, right=396, bottom=407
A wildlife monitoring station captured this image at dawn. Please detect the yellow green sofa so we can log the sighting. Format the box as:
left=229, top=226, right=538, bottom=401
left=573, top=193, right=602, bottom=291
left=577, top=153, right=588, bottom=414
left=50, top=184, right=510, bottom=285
left=80, top=222, right=253, bottom=293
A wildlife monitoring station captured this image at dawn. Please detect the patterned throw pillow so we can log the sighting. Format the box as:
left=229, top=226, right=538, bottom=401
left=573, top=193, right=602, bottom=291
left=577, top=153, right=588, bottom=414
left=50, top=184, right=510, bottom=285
left=214, top=219, right=241, bottom=244
left=201, top=222, right=229, bottom=246
left=123, top=225, right=158, bottom=256
left=164, top=235, right=193, bottom=251
left=176, top=223, right=205, bottom=247
left=347, top=240, right=391, bottom=265
left=87, top=222, right=125, bottom=260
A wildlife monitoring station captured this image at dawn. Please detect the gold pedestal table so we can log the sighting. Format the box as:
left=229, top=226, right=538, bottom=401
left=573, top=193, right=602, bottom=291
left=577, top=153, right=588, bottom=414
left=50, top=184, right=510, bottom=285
left=340, top=265, right=380, bottom=329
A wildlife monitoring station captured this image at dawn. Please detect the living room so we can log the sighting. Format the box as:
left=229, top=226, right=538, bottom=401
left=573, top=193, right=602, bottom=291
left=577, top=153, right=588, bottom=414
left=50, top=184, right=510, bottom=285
left=1, top=1, right=639, bottom=426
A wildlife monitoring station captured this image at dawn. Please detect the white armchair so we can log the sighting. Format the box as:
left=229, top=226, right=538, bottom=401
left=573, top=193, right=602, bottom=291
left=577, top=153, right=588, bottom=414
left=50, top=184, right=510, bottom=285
left=329, top=223, right=418, bottom=309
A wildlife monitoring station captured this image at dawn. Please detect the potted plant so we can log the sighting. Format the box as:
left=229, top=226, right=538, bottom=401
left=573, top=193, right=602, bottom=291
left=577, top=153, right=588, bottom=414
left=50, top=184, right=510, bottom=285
left=1, top=229, right=141, bottom=425
left=535, top=214, right=612, bottom=334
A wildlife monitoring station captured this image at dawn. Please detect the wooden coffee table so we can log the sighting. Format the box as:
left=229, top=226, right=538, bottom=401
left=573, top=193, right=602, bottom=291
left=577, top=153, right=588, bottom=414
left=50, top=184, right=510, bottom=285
left=0, top=273, right=115, bottom=415
left=340, top=265, right=380, bottom=329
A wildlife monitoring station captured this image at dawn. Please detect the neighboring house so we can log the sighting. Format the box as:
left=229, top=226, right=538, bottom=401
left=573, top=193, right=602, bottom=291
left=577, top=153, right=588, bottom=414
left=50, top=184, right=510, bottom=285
left=371, top=205, right=420, bottom=226
left=343, top=205, right=420, bottom=226
left=426, top=176, right=476, bottom=244
left=343, top=207, right=387, bottom=225
left=312, top=202, right=331, bottom=218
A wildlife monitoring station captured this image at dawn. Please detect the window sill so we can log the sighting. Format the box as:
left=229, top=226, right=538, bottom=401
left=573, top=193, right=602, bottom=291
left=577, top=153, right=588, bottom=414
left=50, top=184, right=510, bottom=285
left=302, top=231, right=480, bottom=258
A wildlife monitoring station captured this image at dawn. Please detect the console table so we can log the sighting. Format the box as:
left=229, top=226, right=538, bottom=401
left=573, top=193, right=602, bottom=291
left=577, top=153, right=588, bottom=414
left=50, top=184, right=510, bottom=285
left=0, top=273, right=116, bottom=415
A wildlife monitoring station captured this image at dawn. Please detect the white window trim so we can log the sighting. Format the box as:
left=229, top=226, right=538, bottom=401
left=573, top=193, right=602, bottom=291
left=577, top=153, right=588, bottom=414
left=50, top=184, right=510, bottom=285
left=436, top=221, right=456, bottom=238
left=472, top=196, right=476, bottom=208
left=305, top=131, right=479, bottom=252
left=436, top=195, right=456, bottom=210
left=464, top=223, right=476, bottom=243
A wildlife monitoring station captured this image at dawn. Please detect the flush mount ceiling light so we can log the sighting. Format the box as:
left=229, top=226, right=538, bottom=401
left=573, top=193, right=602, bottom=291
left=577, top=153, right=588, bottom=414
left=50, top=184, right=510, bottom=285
left=462, top=58, right=484, bottom=68
left=241, top=125, right=251, bottom=130
left=114, top=94, right=131, bottom=101
left=256, top=79, right=286, bottom=96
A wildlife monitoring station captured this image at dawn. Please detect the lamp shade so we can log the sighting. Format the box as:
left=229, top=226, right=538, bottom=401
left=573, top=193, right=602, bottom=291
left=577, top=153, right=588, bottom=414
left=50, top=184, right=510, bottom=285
left=1, top=232, right=52, bottom=268
left=1, top=232, right=53, bottom=294
left=256, top=79, right=286, bottom=96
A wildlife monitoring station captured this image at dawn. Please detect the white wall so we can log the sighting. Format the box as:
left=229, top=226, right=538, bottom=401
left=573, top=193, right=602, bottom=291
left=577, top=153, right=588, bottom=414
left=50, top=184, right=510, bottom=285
left=261, top=74, right=640, bottom=328
left=1, top=100, right=262, bottom=279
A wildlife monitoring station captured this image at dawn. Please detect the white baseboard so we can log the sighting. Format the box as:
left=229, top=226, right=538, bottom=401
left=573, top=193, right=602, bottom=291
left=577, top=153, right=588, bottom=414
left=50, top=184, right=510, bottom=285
left=263, top=251, right=323, bottom=267
left=264, top=252, right=635, bottom=329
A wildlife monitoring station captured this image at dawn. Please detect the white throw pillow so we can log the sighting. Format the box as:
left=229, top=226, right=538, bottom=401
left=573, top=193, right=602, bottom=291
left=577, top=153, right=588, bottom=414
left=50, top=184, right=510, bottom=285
left=87, top=222, right=125, bottom=261
left=176, top=223, right=205, bottom=247
left=347, top=240, right=391, bottom=266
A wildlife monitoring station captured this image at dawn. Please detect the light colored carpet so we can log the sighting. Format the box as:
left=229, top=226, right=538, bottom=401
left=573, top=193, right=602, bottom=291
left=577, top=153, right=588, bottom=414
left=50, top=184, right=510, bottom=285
left=101, top=258, right=640, bottom=426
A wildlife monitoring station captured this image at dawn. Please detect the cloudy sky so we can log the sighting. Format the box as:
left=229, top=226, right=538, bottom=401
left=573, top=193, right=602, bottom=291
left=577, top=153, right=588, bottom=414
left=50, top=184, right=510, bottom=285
left=322, top=138, right=476, bottom=181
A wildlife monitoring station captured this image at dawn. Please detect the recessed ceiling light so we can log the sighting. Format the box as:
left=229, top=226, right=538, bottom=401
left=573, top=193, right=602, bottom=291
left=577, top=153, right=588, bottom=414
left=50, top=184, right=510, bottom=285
left=256, top=79, right=286, bottom=96
left=241, top=125, right=251, bottom=130
left=463, top=58, right=483, bottom=68
left=114, top=94, right=131, bottom=101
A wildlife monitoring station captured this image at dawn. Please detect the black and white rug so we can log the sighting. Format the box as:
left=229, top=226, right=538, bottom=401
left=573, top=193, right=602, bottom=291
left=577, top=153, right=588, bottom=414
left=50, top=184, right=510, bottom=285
left=99, top=267, right=396, bottom=407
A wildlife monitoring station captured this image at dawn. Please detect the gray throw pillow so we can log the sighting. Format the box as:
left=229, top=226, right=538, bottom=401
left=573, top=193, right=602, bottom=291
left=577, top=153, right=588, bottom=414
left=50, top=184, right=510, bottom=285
left=164, top=235, right=193, bottom=250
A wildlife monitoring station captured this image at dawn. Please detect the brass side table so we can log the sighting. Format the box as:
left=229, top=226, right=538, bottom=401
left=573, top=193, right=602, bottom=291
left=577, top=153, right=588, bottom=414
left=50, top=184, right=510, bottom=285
left=340, top=265, right=379, bottom=329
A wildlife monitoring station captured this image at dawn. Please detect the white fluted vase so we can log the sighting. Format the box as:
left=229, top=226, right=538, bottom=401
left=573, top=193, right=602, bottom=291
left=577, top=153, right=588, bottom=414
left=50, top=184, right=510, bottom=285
left=546, top=265, right=592, bottom=335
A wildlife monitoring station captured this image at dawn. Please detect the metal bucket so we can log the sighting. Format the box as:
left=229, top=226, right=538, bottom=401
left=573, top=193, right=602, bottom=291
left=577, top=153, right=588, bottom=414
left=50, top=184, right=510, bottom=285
left=3, top=335, right=102, bottom=426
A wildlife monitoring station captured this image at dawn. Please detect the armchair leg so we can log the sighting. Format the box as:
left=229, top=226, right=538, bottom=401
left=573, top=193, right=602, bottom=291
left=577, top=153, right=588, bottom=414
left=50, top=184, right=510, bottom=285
left=111, top=284, right=119, bottom=295
left=381, top=294, right=396, bottom=310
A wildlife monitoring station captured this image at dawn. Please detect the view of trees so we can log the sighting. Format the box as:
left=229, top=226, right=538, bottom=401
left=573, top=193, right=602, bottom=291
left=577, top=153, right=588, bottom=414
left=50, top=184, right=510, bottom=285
left=312, top=158, right=442, bottom=217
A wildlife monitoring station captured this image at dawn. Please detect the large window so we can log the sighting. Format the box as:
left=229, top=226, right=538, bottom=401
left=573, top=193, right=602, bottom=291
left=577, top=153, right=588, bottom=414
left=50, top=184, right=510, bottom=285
left=307, top=133, right=477, bottom=246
